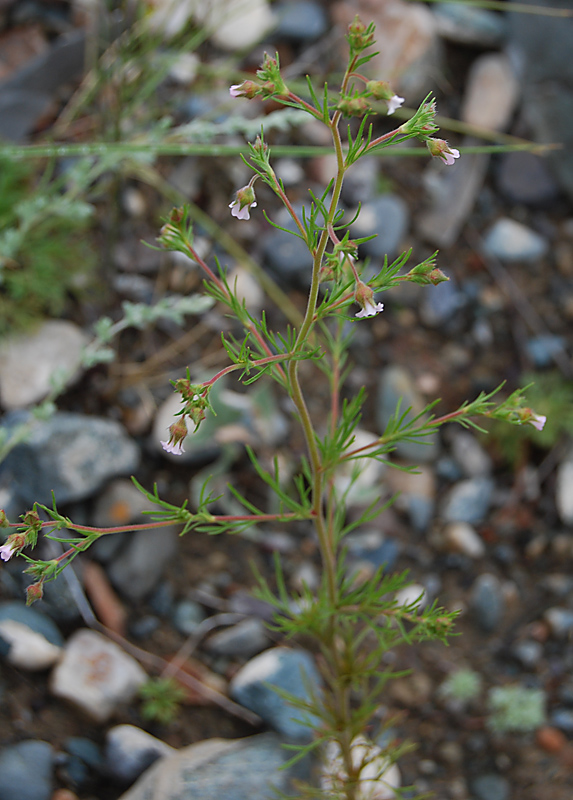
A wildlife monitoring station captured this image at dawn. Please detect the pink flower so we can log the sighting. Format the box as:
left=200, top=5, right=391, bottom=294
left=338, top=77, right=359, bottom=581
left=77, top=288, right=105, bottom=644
left=229, top=84, right=243, bottom=98
left=387, top=94, right=405, bottom=115
left=0, top=542, right=15, bottom=562
left=355, top=300, right=384, bottom=319
left=529, top=413, right=547, bottom=432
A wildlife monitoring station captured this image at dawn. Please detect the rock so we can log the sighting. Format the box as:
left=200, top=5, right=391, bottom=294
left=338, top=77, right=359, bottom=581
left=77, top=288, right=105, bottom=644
left=351, top=194, right=409, bottom=261
left=512, top=639, right=543, bottom=669
left=273, top=158, right=305, bottom=187
left=229, top=647, right=321, bottom=741
left=172, top=599, right=206, bottom=636
left=1, top=412, right=140, bottom=505
left=205, top=618, right=271, bottom=658
left=442, top=521, right=486, bottom=559
left=322, top=736, right=401, bottom=800
left=345, top=530, right=400, bottom=573
left=334, top=429, right=387, bottom=507
left=50, top=629, right=147, bottom=722
left=461, top=54, right=519, bottom=133
left=419, top=276, right=467, bottom=329
left=551, top=708, right=573, bottom=734
left=418, top=53, right=518, bottom=247
left=117, top=733, right=311, bottom=800
left=555, top=455, right=573, bottom=525
left=471, top=773, right=510, bottom=800
left=0, top=321, right=88, bottom=410
left=544, top=607, right=573, bottom=638
left=395, top=583, right=427, bottom=609
left=496, top=151, right=560, bottom=206
left=470, top=573, right=505, bottom=632
left=105, top=725, right=176, bottom=785
left=227, top=265, right=265, bottom=317
left=107, top=526, right=179, bottom=602
left=0, top=740, right=54, bottom=800
left=536, top=725, right=567, bottom=754
left=449, top=431, right=492, bottom=478
left=482, top=218, right=549, bottom=262
left=61, top=738, right=103, bottom=789
left=261, top=217, right=314, bottom=287
left=332, top=0, right=442, bottom=102
left=377, top=365, right=439, bottom=463
left=0, top=601, right=63, bottom=670
left=273, top=1, right=329, bottom=43
left=206, top=0, right=274, bottom=51
left=432, top=2, right=506, bottom=48
left=0, top=30, right=86, bottom=142
left=341, top=157, right=379, bottom=206
left=384, top=464, right=436, bottom=533
left=507, top=0, right=573, bottom=201
left=526, top=334, right=566, bottom=368
left=441, top=477, right=494, bottom=524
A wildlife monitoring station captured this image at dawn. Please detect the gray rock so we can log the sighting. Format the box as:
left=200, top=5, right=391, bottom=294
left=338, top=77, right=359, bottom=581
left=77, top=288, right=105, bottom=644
left=208, top=0, right=274, bottom=51
left=261, top=223, right=313, bottom=287
left=526, top=334, right=566, bottom=368
left=449, top=431, right=492, bottom=478
left=50, top=629, right=147, bottom=722
left=230, top=647, right=321, bottom=741
left=118, top=733, right=311, bottom=800
left=419, top=276, right=467, bottom=328
left=550, top=708, right=573, bottom=734
left=508, top=0, right=573, bottom=201
left=433, top=2, right=506, bottom=47
left=470, top=573, right=505, bottom=632
left=512, top=639, right=543, bottom=669
left=544, top=607, right=573, bottom=638
left=471, top=773, right=510, bottom=800
left=172, top=599, right=207, bottom=636
left=1, top=412, right=140, bottom=505
left=205, top=618, right=270, bottom=658
left=556, top=456, right=573, bottom=525
left=341, top=157, right=379, bottom=207
left=419, top=53, right=518, bottom=247
left=0, top=601, right=63, bottom=646
left=0, top=740, right=54, bottom=800
left=351, top=194, right=409, bottom=261
left=273, top=1, right=328, bottom=43
left=106, top=725, right=176, bottom=784
left=108, top=527, right=179, bottom=602
left=496, top=151, right=560, bottom=206
left=0, top=601, right=63, bottom=670
left=482, top=218, right=548, bottom=262
left=377, top=365, right=439, bottom=463
left=0, top=31, right=85, bottom=141
left=442, top=521, right=486, bottom=559
left=0, top=320, right=88, bottom=410
left=441, top=477, right=494, bottom=524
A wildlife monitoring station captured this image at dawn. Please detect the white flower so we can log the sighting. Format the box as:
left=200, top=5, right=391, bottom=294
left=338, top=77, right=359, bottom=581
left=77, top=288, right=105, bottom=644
left=0, top=542, right=15, bottom=562
left=529, top=413, right=547, bottom=432
left=229, top=198, right=257, bottom=220
left=387, top=94, right=405, bottom=115
left=161, top=438, right=185, bottom=456
left=355, top=300, right=384, bottom=319
left=442, top=147, right=460, bottom=166
left=229, top=84, right=243, bottom=98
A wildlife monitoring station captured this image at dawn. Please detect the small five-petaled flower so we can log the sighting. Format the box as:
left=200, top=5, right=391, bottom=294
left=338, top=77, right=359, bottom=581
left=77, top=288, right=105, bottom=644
left=0, top=542, right=16, bottom=562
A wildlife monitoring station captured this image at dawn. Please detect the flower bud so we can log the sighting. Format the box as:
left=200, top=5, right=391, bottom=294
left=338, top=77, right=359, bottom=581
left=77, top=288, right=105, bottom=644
left=161, top=416, right=189, bottom=456
left=337, top=96, right=370, bottom=118
left=347, top=16, right=375, bottom=51
left=26, top=581, right=44, bottom=605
